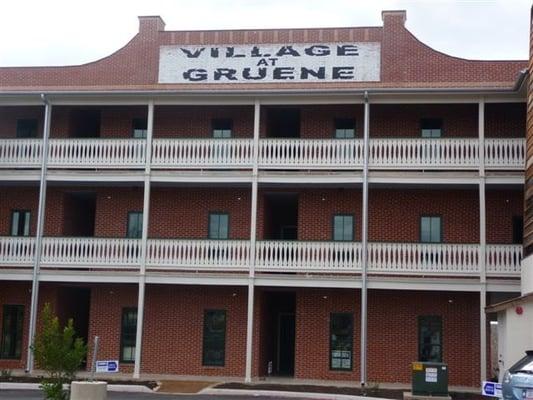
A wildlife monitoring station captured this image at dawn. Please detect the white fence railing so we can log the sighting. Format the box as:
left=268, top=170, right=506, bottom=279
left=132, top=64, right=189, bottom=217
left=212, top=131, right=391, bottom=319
left=41, top=237, right=142, bottom=267
left=147, top=239, right=250, bottom=270
left=367, top=242, right=480, bottom=275
left=369, top=138, right=480, bottom=169
left=255, top=241, right=363, bottom=272
left=0, top=237, right=522, bottom=277
left=152, top=138, right=254, bottom=168
left=0, top=139, right=42, bottom=167
left=0, top=138, right=525, bottom=170
left=259, top=139, right=364, bottom=169
left=485, top=138, right=525, bottom=169
left=48, top=139, right=146, bottom=168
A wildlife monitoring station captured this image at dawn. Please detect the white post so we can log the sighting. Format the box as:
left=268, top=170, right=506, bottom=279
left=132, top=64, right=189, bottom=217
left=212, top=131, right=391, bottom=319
left=26, top=95, right=52, bottom=373
left=133, top=100, right=154, bottom=379
left=478, top=98, right=487, bottom=383
left=245, top=99, right=260, bottom=383
left=360, top=92, right=370, bottom=386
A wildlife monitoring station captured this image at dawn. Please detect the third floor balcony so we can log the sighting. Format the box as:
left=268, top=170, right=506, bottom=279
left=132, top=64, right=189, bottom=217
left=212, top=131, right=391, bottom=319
left=0, top=103, right=525, bottom=172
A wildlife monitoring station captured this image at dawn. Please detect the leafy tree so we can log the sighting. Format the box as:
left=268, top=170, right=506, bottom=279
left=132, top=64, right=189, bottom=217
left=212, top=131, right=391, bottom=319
left=32, top=303, right=87, bottom=400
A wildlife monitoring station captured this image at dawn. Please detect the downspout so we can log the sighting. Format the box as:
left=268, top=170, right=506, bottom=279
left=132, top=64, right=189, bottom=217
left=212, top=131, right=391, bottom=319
left=26, top=94, right=52, bottom=373
left=360, top=91, right=370, bottom=386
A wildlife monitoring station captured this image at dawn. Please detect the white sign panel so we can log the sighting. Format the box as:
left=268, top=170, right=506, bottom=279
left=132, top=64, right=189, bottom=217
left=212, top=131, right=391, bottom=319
left=158, top=43, right=380, bottom=83
left=95, top=360, right=119, bottom=373
left=425, top=367, right=438, bottom=383
left=482, top=381, right=502, bottom=398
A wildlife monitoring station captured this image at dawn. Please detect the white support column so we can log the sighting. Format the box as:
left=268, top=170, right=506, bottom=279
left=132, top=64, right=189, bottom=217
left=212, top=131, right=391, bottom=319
left=245, top=99, right=260, bottom=383
left=478, top=98, right=487, bottom=383
left=133, top=100, right=154, bottom=379
left=26, top=95, right=52, bottom=373
left=360, top=92, right=370, bottom=387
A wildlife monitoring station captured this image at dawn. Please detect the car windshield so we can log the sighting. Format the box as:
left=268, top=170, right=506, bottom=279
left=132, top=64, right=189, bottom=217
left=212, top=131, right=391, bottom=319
left=509, top=353, right=533, bottom=373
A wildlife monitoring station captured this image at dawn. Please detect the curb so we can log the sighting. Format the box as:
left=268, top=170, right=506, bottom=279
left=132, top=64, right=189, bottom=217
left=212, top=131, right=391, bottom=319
left=201, top=388, right=392, bottom=400
left=0, top=382, right=152, bottom=393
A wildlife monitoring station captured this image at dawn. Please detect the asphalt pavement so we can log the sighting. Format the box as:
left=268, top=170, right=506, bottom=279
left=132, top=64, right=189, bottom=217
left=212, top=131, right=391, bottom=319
left=0, top=390, right=284, bottom=399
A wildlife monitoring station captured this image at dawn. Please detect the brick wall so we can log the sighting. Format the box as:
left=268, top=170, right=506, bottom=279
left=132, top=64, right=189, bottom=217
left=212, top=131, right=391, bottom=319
left=367, top=290, right=480, bottom=386
left=87, top=284, right=247, bottom=376
left=0, top=103, right=524, bottom=139
left=0, top=282, right=487, bottom=387
left=0, top=106, right=44, bottom=139
left=0, top=282, right=61, bottom=370
left=0, top=186, right=522, bottom=244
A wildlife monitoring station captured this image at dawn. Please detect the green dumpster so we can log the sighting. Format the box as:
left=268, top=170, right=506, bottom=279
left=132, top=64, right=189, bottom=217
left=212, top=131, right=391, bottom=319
left=412, top=362, right=448, bottom=396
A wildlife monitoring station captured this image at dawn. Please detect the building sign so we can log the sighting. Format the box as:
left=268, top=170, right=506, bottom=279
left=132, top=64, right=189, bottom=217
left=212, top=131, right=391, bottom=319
left=158, top=43, right=380, bottom=83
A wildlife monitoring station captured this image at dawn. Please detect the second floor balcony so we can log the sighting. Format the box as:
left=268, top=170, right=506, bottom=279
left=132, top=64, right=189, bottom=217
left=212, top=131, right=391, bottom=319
left=0, top=236, right=522, bottom=279
left=0, top=137, right=525, bottom=171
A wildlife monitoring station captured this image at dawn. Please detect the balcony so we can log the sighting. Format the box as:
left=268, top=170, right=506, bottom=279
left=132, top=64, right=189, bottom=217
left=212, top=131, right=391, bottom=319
left=0, top=236, right=521, bottom=278
left=0, top=138, right=524, bottom=170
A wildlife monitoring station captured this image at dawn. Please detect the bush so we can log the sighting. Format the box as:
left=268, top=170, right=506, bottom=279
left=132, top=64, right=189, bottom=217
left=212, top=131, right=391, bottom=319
left=32, top=303, right=87, bottom=400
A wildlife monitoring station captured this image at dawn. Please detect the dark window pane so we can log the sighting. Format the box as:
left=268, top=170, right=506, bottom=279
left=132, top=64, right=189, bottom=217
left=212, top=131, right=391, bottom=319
left=16, top=119, right=38, bottom=138
left=203, top=310, right=226, bottom=366
left=127, top=212, right=143, bottom=238
left=420, top=216, right=441, bottom=243
left=1, top=305, right=24, bottom=359
left=335, top=118, right=355, bottom=139
left=212, top=119, right=232, bottom=138
left=333, top=215, right=353, bottom=241
left=330, top=313, right=353, bottom=370
left=132, top=118, right=147, bottom=139
left=11, top=210, right=30, bottom=237
left=421, top=118, right=442, bottom=138
left=418, top=316, right=442, bottom=362
left=209, top=213, right=229, bottom=239
left=513, top=216, right=523, bottom=244
left=121, top=308, right=137, bottom=363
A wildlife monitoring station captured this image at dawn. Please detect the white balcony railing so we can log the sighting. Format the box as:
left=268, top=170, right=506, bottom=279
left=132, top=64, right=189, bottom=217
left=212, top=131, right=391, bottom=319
left=485, top=138, right=525, bottom=169
left=48, top=139, right=146, bottom=168
left=152, top=138, right=254, bottom=168
left=0, top=139, right=42, bottom=167
left=255, top=240, right=363, bottom=272
left=367, top=242, right=480, bottom=275
left=259, top=139, right=364, bottom=169
left=0, top=138, right=525, bottom=170
left=147, top=239, right=250, bottom=271
left=0, top=237, right=523, bottom=278
left=369, top=138, right=480, bottom=169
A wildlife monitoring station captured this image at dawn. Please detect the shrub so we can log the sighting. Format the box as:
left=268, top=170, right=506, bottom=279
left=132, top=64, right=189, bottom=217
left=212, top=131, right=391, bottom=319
left=32, top=303, right=87, bottom=400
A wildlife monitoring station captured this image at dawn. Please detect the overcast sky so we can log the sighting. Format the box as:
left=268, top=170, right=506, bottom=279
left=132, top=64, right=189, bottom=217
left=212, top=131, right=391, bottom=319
left=0, top=0, right=529, bottom=67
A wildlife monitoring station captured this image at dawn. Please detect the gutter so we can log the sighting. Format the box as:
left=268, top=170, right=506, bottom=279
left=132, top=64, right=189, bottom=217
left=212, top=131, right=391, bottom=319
left=0, top=86, right=527, bottom=99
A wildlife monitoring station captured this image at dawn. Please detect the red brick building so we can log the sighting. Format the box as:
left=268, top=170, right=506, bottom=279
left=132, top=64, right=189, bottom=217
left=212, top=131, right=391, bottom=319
left=0, top=10, right=527, bottom=388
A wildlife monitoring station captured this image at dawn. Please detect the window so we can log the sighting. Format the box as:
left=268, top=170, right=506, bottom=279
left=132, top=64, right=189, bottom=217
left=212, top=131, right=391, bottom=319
left=333, top=215, right=354, bottom=241
left=11, top=210, right=30, bottom=237
left=334, top=118, right=356, bottom=139
left=127, top=212, right=143, bottom=238
left=330, top=313, right=353, bottom=370
left=209, top=213, right=229, bottom=239
left=421, top=118, right=442, bottom=138
left=212, top=119, right=232, bottom=138
left=120, top=308, right=137, bottom=363
left=16, top=119, right=38, bottom=138
left=513, top=216, right=523, bottom=244
left=1, top=305, right=24, bottom=359
left=132, top=118, right=147, bottom=139
left=420, top=216, right=442, bottom=243
left=418, top=316, right=442, bottom=362
left=202, top=310, right=226, bottom=366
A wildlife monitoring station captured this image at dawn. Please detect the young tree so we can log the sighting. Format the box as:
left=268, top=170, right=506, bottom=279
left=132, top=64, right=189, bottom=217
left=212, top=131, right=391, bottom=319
left=32, top=303, right=87, bottom=400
